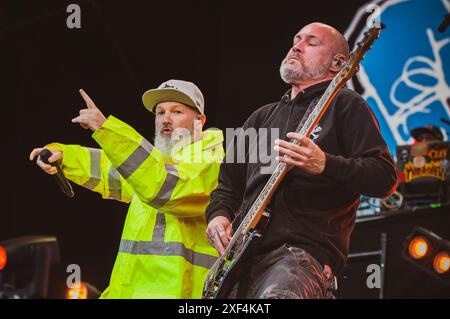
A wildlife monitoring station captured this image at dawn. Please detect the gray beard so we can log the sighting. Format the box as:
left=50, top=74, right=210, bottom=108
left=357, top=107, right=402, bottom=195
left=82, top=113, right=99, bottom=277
left=154, top=123, right=195, bottom=157
left=279, top=58, right=331, bottom=84
left=154, top=133, right=175, bottom=157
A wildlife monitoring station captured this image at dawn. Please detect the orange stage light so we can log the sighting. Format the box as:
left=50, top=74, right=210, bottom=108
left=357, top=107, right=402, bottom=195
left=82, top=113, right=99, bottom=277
left=433, top=251, right=450, bottom=274
left=0, top=246, right=6, bottom=270
left=66, top=282, right=88, bottom=299
left=408, top=236, right=429, bottom=259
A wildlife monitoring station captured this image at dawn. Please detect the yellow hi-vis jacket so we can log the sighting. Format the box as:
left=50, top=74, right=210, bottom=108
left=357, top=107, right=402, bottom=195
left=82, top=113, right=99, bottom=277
left=46, top=115, right=224, bottom=298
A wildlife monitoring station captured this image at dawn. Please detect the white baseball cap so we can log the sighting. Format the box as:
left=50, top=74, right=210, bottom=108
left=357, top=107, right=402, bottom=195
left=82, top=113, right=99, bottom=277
left=142, top=79, right=205, bottom=114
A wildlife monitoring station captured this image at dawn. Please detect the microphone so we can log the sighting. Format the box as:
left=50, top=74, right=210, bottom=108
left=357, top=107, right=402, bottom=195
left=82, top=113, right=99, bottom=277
left=38, top=149, right=75, bottom=198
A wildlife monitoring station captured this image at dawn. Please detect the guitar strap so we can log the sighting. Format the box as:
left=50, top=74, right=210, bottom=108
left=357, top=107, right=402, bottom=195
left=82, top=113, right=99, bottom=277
left=294, top=96, right=321, bottom=136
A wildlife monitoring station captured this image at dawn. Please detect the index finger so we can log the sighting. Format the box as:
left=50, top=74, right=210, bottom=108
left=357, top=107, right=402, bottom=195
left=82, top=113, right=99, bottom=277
left=79, top=89, right=96, bottom=109
left=29, top=148, right=44, bottom=161
left=287, top=132, right=312, bottom=146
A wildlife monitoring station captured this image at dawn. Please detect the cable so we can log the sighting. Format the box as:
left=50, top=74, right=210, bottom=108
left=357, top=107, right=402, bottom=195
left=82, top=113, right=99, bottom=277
left=381, top=191, right=403, bottom=210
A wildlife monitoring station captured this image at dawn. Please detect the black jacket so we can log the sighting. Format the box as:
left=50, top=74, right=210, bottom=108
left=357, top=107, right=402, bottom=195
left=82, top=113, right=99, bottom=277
left=206, top=80, right=398, bottom=274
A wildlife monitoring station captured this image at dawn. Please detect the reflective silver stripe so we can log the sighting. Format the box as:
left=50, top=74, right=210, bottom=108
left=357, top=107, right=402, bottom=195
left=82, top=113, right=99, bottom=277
left=152, top=212, right=166, bottom=242
left=108, top=166, right=122, bottom=200
left=148, top=164, right=179, bottom=208
left=119, top=239, right=137, bottom=255
left=117, top=138, right=153, bottom=179
left=119, top=239, right=217, bottom=269
left=82, top=148, right=102, bottom=190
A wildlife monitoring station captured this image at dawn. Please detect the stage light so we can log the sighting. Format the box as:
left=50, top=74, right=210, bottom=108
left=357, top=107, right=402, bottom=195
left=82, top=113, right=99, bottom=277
left=0, top=236, right=60, bottom=298
left=408, top=236, right=429, bottom=259
left=66, top=282, right=101, bottom=299
left=0, top=246, right=6, bottom=270
left=66, top=282, right=88, bottom=299
left=402, top=227, right=450, bottom=284
left=433, top=251, right=450, bottom=274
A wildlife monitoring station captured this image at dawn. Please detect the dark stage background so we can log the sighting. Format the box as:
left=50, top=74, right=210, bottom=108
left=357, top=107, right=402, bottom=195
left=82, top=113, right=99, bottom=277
left=2, top=0, right=448, bottom=298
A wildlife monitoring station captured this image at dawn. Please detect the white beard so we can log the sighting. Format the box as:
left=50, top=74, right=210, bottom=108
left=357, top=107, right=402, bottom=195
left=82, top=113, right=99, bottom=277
left=154, top=123, right=195, bottom=157
left=154, top=133, right=175, bottom=157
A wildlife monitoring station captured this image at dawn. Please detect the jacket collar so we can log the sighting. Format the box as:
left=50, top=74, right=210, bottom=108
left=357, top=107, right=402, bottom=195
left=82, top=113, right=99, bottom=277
left=283, top=80, right=332, bottom=106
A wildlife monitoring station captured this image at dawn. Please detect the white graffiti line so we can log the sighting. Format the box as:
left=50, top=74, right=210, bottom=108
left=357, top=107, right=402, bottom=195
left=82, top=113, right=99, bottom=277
left=344, top=0, right=409, bottom=41
left=390, top=29, right=450, bottom=127
left=345, top=0, right=411, bottom=92
left=358, top=27, right=450, bottom=146
left=357, top=65, right=409, bottom=144
left=442, top=0, right=450, bottom=12
left=347, top=0, right=450, bottom=148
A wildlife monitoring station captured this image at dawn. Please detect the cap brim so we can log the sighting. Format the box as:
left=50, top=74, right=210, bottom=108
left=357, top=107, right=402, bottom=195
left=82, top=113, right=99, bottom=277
left=142, top=88, right=197, bottom=113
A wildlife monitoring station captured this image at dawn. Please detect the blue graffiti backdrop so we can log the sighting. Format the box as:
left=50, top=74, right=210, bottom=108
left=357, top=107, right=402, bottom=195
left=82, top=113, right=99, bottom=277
left=347, top=0, right=450, bottom=157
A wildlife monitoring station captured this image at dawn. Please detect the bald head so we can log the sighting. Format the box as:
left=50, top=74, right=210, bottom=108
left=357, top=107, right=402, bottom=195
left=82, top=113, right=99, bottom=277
left=301, top=22, right=349, bottom=58
left=280, top=22, right=350, bottom=88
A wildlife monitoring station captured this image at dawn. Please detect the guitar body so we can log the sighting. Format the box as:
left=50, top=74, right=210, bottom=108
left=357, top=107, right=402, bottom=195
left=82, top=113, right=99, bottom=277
left=202, top=210, right=271, bottom=299
left=211, top=229, right=262, bottom=299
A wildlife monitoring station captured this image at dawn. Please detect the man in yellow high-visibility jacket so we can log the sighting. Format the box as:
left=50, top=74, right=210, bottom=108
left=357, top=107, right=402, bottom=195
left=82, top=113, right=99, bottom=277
left=30, top=80, right=224, bottom=298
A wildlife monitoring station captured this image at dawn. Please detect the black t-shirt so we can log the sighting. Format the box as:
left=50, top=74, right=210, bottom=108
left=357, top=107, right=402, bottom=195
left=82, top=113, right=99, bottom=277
left=206, top=80, right=398, bottom=274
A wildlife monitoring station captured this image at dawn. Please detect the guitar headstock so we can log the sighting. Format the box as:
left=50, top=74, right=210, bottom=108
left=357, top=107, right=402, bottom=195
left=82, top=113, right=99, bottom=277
left=336, top=24, right=383, bottom=83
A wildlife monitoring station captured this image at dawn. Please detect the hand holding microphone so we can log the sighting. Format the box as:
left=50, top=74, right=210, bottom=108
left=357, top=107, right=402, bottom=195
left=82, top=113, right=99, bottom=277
left=29, top=89, right=103, bottom=198
left=29, top=148, right=75, bottom=198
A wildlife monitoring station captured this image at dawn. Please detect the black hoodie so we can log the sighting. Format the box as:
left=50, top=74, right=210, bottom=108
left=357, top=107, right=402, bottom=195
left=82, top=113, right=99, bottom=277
left=206, top=80, right=398, bottom=274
